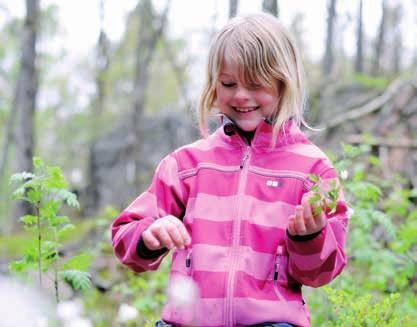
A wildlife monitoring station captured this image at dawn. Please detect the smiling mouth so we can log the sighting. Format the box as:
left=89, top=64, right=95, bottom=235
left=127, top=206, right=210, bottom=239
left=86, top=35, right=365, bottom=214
left=233, top=106, right=260, bottom=113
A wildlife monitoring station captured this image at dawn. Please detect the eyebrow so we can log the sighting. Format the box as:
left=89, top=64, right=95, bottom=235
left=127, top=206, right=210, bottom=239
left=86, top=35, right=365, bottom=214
left=219, top=73, right=234, bottom=78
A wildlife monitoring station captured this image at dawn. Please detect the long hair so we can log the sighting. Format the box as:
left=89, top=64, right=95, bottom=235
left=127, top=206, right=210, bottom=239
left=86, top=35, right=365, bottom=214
left=198, top=13, right=308, bottom=142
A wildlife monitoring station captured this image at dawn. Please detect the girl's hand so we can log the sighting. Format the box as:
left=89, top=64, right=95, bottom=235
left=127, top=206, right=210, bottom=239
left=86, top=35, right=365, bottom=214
left=142, top=215, right=191, bottom=251
left=287, top=192, right=327, bottom=236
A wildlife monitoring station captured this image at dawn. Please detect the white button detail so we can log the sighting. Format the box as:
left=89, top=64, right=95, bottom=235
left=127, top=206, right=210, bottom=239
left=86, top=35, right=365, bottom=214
left=266, top=180, right=279, bottom=187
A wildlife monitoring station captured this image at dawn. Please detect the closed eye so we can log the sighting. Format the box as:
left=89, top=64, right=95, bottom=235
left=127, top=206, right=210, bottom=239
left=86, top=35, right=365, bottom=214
left=221, top=82, right=236, bottom=88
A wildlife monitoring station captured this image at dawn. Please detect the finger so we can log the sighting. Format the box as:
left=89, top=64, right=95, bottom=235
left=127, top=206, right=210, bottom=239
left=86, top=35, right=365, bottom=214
left=313, top=210, right=327, bottom=231
left=302, top=196, right=317, bottom=233
left=153, top=225, right=174, bottom=249
left=294, top=205, right=306, bottom=235
left=174, top=219, right=192, bottom=246
left=142, top=229, right=161, bottom=250
left=165, top=221, right=186, bottom=249
left=287, top=215, right=296, bottom=236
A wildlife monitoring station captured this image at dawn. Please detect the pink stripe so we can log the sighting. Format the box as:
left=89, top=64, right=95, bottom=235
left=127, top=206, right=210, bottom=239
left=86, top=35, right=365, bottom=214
left=234, top=271, right=301, bottom=302
left=185, top=194, right=294, bottom=228
left=184, top=195, right=237, bottom=223
left=250, top=151, right=320, bottom=173
left=183, top=168, right=240, bottom=197
left=240, top=220, right=285, bottom=253
left=233, top=297, right=309, bottom=326
left=177, top=145, right=244, bottom=171
left=284, top=142, right=327, bottom=158
left=162, top=298, right=225, bottom=327
left=192, top=271, right=227, bottom=298
left=190, top=244, right=275, bottom=281
left=242, top=195, right=295, bottom=228
left=125, top=192, right=159, bottom=218
left=245, top=171, right=304, bottom=204
left=192, top=218, right=232, bottom=247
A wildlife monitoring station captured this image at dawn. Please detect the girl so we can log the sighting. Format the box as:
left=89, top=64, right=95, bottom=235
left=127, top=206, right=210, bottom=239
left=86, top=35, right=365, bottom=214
left=112, top=13, right=348, bottom=327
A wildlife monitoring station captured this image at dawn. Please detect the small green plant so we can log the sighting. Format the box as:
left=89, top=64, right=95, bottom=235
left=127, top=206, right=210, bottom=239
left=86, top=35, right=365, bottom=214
left=308, top=173, right=341, bottom=216
left=324, top=287, right=403, bottom=326
left=9, top=156, right=92, bottom=302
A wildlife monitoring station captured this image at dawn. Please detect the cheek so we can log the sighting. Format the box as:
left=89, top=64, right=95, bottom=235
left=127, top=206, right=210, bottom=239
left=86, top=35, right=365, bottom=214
left=216, top=88, right=231, bottom=105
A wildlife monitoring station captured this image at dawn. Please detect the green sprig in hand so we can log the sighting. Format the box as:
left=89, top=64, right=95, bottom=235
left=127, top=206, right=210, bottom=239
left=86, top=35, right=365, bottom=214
left=287, top=174, right=341, bottom=237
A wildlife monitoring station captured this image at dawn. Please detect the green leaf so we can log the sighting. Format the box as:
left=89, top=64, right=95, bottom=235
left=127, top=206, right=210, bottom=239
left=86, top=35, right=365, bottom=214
left=368, top=155, right=380, bottom=166
left=27, top=188, right=41, bottom=204
left=40, top=199, right=60, bottom=220
left=9, top=172, right=35, bottom=184
left=57, top=224, right=75, bottom=239
left=51, top=215, right=70, bottom=227
left=20, top=215, right=38, bottom=226
left=59, top=270, right=92, bottom=291
left=12, top=187, right=27, bottom=200
left=45, top=166, right=67, bottom=189
left=309, top=174, right=319, bottom=183
left=53, top=189, right=80, bottom=208
left=62, top=253, right=93, bottom=271
left=33, top=156, right=44, bottom=169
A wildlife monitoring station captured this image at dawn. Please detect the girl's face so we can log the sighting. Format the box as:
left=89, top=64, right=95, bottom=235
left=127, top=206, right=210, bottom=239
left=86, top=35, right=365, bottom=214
left=215, top=58, right=279, bottom=132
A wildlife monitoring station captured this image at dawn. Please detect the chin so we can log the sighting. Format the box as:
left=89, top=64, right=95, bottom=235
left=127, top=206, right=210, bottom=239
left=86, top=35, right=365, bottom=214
left=236, top=120, right=261, bottom=132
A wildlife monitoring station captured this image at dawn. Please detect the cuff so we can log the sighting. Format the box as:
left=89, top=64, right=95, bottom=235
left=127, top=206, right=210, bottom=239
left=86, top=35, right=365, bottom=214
left=136, top=237, right=168, bottom=259
left=286, top=226, right=328, bottom=255
left=286, top=228, right=323, bottom=242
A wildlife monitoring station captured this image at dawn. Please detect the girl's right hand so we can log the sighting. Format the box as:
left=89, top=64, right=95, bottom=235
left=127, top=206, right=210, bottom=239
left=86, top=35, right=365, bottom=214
left=142, top=215, right=191, bottom=251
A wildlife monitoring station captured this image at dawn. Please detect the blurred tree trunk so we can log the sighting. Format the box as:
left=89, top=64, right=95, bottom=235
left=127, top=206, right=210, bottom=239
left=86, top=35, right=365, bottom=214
left=86, top=0, right=110, bottom=214
left=354, top=0, right=363, bottom=73
left=372, top=0, right=387, bottom=76
left=322, top=0, right=337, bottom=77
left=13, top=0, right=40, bottom=220
left=391, top=4, right=402, bottom=74
left=0, top=100, right=17, bottom=183
left=229, top=0, right=238, bottom=18
left=131, top=0, right=170, bottom=193
left=262, top=0, right=279, bottom=17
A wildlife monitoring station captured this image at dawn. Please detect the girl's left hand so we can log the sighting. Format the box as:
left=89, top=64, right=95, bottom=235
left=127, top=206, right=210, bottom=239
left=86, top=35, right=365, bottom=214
left=287, top=192, right=327, bottom=236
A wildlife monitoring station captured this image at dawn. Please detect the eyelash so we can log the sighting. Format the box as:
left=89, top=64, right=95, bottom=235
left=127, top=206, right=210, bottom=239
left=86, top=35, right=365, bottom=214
left=221, top=82, right=236, bottom=88
left=221, top=82, right=262, bottom=89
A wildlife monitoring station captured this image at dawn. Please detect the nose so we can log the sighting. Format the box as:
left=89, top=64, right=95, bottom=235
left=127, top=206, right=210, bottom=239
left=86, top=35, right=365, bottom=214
left=233, top=86, right=251, bottom=106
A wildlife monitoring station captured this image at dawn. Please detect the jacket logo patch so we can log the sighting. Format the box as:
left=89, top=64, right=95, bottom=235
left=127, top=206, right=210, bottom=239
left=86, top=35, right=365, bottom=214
left=266, top=180, right=280, bottom=187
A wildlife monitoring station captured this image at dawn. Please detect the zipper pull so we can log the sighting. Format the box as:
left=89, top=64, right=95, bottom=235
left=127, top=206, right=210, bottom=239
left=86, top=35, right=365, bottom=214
left=274, top=245, right=284, bottom=281
left=186, top=249, right=192, bottom=268
left=240, top=148, right=250, bottom=169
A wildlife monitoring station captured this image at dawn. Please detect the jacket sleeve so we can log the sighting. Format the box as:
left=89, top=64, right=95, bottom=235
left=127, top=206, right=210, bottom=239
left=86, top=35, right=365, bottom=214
left=286, top=161, right=349, bottom=288
left=111, top=153, right=186, bottom=273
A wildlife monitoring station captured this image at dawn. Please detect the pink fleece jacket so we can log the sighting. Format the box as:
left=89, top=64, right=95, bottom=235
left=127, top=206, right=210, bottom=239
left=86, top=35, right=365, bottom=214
left=111, top=119, right=349, bottom=327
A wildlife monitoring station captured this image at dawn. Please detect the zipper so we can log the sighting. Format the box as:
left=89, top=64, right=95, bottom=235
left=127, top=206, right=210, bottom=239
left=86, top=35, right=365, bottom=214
left=225, top=145, right=251, bottom=326
left=273, top=245, right=285, bottom=301
left=185, top=249, right=192, bottom=275
left=240, top=147, right=250, bottom=169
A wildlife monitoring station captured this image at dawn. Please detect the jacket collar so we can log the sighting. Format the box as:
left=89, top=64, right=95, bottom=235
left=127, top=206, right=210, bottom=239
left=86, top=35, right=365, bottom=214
left=217, top=115, right=306, bottom=150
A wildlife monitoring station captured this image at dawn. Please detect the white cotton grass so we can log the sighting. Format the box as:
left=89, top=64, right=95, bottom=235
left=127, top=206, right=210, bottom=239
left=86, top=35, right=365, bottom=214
left=116, top=303, right=139, bottom=323
left=167, top=275, right=200, bottom=307
left=0, top=277, right=53, bottom=327
left=340, top=169, right=349, bottom=180
left=57, top=299, right=93, bottom=327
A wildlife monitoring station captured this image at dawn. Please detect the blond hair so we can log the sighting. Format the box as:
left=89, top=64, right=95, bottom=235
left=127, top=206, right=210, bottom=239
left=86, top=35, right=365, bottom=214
left=198, top=12, right=307, bottom=141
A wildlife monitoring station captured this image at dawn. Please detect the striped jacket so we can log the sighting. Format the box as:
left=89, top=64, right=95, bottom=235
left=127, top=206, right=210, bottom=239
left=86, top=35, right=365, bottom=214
left=111, top=118, right=349, bottom=327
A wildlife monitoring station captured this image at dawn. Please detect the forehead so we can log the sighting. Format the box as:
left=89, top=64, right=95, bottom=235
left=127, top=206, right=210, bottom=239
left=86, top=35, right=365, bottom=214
left=219, top=57, right=237, bottom=74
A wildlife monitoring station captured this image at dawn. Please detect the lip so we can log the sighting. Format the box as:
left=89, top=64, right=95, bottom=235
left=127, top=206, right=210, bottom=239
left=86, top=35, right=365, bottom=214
left=232, top=106, right=260, bottom=113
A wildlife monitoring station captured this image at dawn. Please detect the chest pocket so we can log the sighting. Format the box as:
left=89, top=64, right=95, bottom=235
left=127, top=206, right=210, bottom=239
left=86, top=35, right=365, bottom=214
left=246, top=168, right=309, bottom=204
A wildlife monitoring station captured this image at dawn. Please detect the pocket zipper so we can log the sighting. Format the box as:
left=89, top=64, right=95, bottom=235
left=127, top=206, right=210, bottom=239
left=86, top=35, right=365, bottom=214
left=185, top=249, right=192, bottom=275
left=273, top=245, right=285, bottom=301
